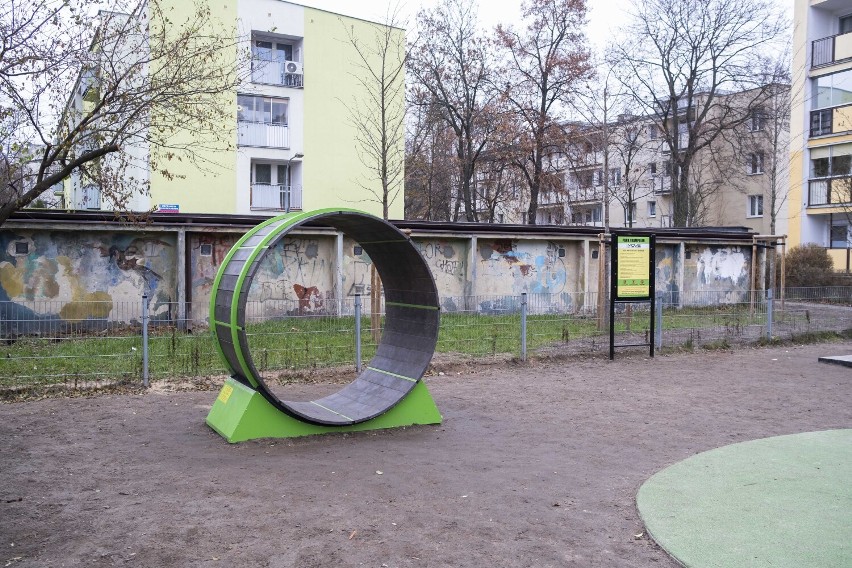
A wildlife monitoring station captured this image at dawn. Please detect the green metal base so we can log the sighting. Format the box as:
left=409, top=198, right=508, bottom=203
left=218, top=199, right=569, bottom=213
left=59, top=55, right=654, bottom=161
left=206, top=378, right=442, bottom=443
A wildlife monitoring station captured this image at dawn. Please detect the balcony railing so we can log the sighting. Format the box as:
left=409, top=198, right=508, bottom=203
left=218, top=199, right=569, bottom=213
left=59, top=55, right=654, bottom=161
left=238, top=122, right=289, bottom=148
left=652, top=175, right=672, bottom=194
left=250, top=183, right=302, bottom=211
left=569, top=187, right=600, bottom=203
left=808, top=176, right=852, bottom=206
left=812, top=32, right=852, bottom=68
left=251, top=58, right=304, bottom=88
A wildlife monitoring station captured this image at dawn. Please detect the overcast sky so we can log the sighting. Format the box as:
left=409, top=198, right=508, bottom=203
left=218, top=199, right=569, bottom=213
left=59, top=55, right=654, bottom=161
left=293, top=0, right=634, bottom=51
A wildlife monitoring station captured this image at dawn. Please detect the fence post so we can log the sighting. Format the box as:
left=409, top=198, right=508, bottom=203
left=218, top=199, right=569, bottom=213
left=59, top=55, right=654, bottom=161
left=766, top=288, right=773, bottom=340
left=520, top=293, right=528, bottom=362
left=354, top=293, right=362, bottom=372
left=142, top=292, right=149, bottom=387
left=656, top=294, right=663, bottom=349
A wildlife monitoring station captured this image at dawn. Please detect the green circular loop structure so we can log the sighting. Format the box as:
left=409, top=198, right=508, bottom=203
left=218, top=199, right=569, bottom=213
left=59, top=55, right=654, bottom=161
left=210, top=208, right=440, bottom=427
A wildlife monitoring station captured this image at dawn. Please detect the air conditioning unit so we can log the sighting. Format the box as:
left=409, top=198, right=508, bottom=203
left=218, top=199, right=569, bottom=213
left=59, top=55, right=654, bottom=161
left=284, top=61, right=303, bottom=74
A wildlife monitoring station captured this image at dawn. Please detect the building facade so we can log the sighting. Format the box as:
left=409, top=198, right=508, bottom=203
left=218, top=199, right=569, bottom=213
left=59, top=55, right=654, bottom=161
left=790, top=0, right=852, bottom=268
left=479, top=87, right=789, bottom=235
left=62, top=0, right=404, bottom=220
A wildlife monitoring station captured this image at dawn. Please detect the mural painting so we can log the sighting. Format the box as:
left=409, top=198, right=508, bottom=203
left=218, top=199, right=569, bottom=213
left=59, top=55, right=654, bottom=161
left=0, top=230, right=176, bottom=334
left=477, top=239, right=573, bottom=313
left=246, top=236, right=334, bottom=319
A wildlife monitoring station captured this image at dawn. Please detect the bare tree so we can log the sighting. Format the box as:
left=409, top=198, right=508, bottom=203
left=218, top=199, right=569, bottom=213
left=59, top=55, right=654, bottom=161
left=340, top=8, right=407, bottom=220
left=608, top=117, right=657, bottom=228
left=611, top=0, right=787, bottom=227
left=409, top=0, right=498, bottom=222
left=404, top=91, right=455, bottom=221
left=496, top=0, right=591, bottom=225
left=0, top=0, right=245, bottom=226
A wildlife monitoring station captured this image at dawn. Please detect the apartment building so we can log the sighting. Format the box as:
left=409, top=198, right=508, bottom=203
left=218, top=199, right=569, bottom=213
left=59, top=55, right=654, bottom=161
left=62, top=0, right=404, bottom=219
left=483, top=86, right=789, bottom=233
left=790, top=0, right=852, bottom=268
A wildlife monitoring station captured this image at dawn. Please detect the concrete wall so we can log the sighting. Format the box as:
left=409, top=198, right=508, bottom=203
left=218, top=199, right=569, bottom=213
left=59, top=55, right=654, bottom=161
left=1, top=221, right=762, bottom=328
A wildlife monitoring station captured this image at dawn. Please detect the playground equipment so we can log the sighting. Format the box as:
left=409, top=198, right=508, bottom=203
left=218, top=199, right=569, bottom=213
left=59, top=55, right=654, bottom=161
left=206, top=209, right=442, bottom=442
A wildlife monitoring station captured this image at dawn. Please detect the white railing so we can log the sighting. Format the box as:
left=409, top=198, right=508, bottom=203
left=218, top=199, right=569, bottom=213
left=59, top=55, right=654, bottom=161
left=251, top=59, right=304, bottom=87
left=250, top=183, right=302, bottom=211
left=238, top=122, right=289, bottom=148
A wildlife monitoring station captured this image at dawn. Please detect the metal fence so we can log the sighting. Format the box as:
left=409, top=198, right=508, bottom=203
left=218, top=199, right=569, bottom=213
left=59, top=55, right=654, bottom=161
left=1, top=288, right=851, bottom=397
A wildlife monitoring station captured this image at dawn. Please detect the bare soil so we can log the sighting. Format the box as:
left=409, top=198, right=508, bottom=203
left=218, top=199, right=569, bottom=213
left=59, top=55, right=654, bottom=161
left=1, top=341, right=851, bottom=568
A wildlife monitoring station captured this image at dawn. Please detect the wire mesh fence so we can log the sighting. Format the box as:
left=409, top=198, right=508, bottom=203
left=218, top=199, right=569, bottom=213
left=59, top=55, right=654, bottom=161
left=1, top=287, right=851, bottom=397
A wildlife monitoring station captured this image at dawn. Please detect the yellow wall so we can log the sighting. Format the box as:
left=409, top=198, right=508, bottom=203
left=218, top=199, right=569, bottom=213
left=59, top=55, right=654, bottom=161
left=147, top=0, right=238, bottom=214
left=302, top=9, right=405, bottom=219
left=788, top=150, right=804, bottom=246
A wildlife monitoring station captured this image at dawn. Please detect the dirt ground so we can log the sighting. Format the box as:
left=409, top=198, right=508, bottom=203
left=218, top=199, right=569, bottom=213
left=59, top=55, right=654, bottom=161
left=2, top=341, right=851, bottom=568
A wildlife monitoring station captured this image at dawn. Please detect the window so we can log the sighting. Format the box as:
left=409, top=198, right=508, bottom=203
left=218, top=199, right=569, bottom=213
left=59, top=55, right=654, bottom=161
left=831, top=224, right=850, bottom=248
left=749, top=152, right=764, bottom=175
left=810, top=109, right=832, bottom=137
left=841, top=15, right=852, bottom=35
left=625, top=203, right=637, bottom=224
left=608, top=168, right=621, bottom=186
left=576, top=170, right=594, bottom=188
left=497, top=213, right=504, bottom=224
left=593, top=169, right=603, bottom=187
left=810, top=143, right=852, bottom=177
left=749, top=108, right=765, bottom=131
left=200, top=244, right=213, bottom=256
left=252, top=39, right=294, bottom=63
left=252, top=162, right=290, bottom=186
left=15, top=242, right=29, bottom=255
left=662, top=160, right=671, bottom=177
left=748, top=195, right=764, bottom=217
left=648, top=201, right=656, bottom=217
left=237, top=95, right=288, bottom=125
left=813, top=69, right=852, bottom=110
left=647, top=125, right=658, bottom=140
left=649, top=162, right=657, bottom=176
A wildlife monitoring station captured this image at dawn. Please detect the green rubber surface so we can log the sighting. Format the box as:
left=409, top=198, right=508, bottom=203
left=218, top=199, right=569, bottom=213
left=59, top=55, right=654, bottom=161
left=637, top=429, right=852, bottom=568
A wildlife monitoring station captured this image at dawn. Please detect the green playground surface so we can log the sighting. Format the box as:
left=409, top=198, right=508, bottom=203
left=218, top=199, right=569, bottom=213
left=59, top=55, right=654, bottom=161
left=637, top=429, right=852, bottom=568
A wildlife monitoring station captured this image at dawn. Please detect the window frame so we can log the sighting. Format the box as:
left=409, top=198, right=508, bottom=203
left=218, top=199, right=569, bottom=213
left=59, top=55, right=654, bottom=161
left=749, top=152, right=765, bottom=175
left=747, top=195, right=764, bottom=218
left=237, top=94, right=289, bottom=126
left=648, top=200, right=656, bottom=218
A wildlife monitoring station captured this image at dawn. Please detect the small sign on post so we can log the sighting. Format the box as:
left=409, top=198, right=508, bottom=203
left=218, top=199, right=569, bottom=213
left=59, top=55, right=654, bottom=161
left=610, top=232, right=656, bottom=359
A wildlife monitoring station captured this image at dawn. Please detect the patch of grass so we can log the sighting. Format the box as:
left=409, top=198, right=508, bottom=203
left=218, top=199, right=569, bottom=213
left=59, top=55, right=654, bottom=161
left=0, top=306, right=843, bottom=389
left=702, top=338, right=731, bottom=350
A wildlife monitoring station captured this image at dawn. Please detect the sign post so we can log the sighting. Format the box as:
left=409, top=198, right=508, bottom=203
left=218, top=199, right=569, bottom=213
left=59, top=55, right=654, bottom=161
left=609, top=233, right=656, bottom=359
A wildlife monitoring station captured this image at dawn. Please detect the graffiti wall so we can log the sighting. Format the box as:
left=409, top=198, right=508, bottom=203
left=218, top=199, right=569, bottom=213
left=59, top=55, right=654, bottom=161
left=0, top=230, right=176, bottom=333
left=190, top=233, right=335, bottom=321
left=1, top=221, right=760, bottom=330
left=475, top=239, right=583, bottom=313
left=190, top=233, right=239, bottom=321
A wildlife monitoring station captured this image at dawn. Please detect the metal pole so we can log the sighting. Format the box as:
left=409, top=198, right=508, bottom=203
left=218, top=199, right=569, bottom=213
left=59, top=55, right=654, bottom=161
left=520, top=293, right=528, bottom=362
left=656, top=294, right=663, bottom=350
left=766, top=288, right=773, bottom=340
left=354, top=293, right=362, bottom=372
left=142, top=292, right=149, bottom=387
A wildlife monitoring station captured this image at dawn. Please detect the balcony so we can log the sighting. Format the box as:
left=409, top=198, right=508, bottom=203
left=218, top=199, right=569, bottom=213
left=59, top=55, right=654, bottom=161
left=250, top=183, right=302, bottom=211
left=652, top=176, right=672, bottom=194
left=812, top=32, right=852, bottom=67
left=251, top=58, right=304, bottom=88
left=569, top=187, right=600, bottom=203
left=808, top=176, right=852, bottom=206
left=238, top=122, right=289, bottom=148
